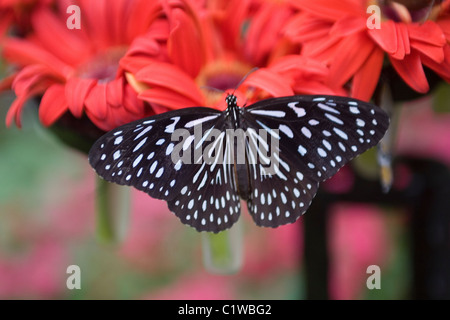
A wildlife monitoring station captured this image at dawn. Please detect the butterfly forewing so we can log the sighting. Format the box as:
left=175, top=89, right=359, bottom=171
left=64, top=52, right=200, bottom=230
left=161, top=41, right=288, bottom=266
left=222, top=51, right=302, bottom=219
left=89, top=107, right=241, bottom=232
left=245, top=95, right=389, bottom=180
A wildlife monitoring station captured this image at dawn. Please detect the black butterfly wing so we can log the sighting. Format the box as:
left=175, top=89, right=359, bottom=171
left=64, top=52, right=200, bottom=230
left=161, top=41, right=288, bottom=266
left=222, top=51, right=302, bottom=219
left=241, top=95, right=389, bottom=227
left=88, top=107, right=240, bottom=233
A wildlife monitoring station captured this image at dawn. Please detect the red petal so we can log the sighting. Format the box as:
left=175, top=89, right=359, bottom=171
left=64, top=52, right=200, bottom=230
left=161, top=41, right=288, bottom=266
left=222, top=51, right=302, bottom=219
left=293, top=0, right=363, bottom=21
left=125, top=0, right=162, bottom=41
left=328, top=32, right=375, bottom=87
left=167, top=8, right=203, bottom=78
left=330, top=16, right=366, bottom=36
left=139, top=87, right=204, bottom=109
left=243, top=69, right=294, bottom=97
left=136, top=62, right=204, bottom=105
left=390, top=23, right=410, bottom=60
left=5, top=85, right=44, bottom=128
left=245, top=3, right=293, bottom=65
left=0, top=74, right=15, bottom=92
left=39, top=84, right=68, bottom=126
left=5, top=94, right=28, bottom=128
left=84, top=83, right=108, bottom=119
left=284, top=14, right=332, bottom=43
left=11, top=65, right=50, bottom=96
left=31, top=8, right=89, bottom=65
left=351, top=48, right=384, bottom=101
left=421, top=45, right=450, bottom=82
left=389, top=52, right=429, bottom=93
left=2, top=38, right=72, bottom=76
left=65, top=78, right=96, bottom=118
left=106, top=78, right=124, bottom=108
left=408, top=21, right=446, bottom=47
left=410, top=40, right=445, bottom=63
left=369, top=20, right=398, bottom=55
left=121, top=83, right=145, bottom=115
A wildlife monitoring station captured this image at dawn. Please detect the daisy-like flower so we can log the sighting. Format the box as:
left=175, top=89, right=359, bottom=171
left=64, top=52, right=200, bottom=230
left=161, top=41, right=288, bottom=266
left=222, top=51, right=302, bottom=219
left=121, top=0, right=340, bottom=112
left=285, top=0, right=450, bottom=101
left=1, top=0, right=163, bottom=131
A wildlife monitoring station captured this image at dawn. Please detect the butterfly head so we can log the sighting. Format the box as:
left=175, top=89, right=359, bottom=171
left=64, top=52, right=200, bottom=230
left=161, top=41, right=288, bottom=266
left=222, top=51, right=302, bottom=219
left=225, top=94, right=238, bottom=109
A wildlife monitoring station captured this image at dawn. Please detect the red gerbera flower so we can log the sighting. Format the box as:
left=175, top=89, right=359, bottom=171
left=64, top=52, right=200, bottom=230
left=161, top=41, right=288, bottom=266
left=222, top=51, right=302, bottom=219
left=1, top=0, right=163, bottom=131
left=121, top=0, right=341, bottom=113
left=285, top=0, right=450, bottom=101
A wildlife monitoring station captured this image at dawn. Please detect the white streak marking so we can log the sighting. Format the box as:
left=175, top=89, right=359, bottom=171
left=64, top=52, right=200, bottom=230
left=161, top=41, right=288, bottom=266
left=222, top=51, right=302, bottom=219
left=250, top=109, right=286, bottom=118
left=185, top=115, right=220, bottom=128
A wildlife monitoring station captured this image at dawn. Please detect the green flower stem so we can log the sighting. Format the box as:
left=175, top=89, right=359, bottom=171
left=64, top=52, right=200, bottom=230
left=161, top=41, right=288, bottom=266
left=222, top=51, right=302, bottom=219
left=201, top=219, right=243, bottom=274
left=96, top=177, right=130, bottom=244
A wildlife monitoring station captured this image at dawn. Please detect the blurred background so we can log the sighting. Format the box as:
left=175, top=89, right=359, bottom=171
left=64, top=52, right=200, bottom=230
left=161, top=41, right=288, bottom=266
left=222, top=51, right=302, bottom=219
left=3, top=89, right=449, bottom=299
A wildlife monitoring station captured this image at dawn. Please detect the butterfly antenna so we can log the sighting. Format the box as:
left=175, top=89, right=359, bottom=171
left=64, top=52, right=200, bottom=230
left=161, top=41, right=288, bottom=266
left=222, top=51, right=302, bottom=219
left=200, top=86, right=226, bottom=95
left=232, top=67, right=259, bottom=96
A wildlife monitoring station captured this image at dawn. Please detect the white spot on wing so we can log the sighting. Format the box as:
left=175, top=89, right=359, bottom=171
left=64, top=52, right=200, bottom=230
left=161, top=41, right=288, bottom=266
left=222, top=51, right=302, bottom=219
left=287, top=102, right=306, bottom=117
left=279, top=124, right=294, bottom=138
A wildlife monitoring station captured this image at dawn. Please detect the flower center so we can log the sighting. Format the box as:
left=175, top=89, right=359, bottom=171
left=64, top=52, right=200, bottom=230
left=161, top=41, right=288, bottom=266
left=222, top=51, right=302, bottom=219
left=377, top=0, right=443, bottom=23
left=77, top=47, right=127, bottom=83
left=196, top=58, right=253, bottom=106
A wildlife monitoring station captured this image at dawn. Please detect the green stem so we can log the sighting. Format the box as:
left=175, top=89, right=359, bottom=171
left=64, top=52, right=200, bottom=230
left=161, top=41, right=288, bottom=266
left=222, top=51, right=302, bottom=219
left=96, top=177, right=130, bottom=244
left=201, top=219, right=243, bottom=274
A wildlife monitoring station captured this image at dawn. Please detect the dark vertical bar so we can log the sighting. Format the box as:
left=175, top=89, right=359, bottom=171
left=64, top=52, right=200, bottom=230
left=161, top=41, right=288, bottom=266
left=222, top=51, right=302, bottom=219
left=303, top=195, right=329, bottom=300
left=410, top=159, right=450, bottom=299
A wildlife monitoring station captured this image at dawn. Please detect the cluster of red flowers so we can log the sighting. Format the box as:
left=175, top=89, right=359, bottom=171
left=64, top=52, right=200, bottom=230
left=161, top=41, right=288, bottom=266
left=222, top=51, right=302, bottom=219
left=1, top=0, right=449, bottom=132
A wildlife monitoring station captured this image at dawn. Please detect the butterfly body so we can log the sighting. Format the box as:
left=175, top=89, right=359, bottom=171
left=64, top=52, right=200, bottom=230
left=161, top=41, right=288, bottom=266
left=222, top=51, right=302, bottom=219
left=89, top=94, right=389, bottom=233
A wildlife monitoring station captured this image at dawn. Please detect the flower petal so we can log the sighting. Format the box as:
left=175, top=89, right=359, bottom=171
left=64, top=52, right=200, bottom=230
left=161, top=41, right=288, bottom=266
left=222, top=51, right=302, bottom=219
left=167, top=8, right=204, bottom=77
left=106, top=78, right=124, bottom=108
left=330, top=16, right=366, bottom=37
left=122, top=83, right=146, bottom=115
left=84, top=83, right=108, bottom=119
left=139, top=87, right=204, bottom=109
left=5, top=84, right=45, bottom=128
left=328, top=32, right=375, bottom=87
left=389, top=51, right=429, bottom=93
left=2, top=38, right=70, bottom=77
left=351, top=48, right=384, bottom=101
left=284, top=13, right=332, bottom=43
left=411, top=40, right=445, bottom=63
left=39, top=84, right=68, bottom=126
left=390, top=22, right=410, bottom=60
left=293, top=0, right=364, bottom=21
left=421, top=45, right=450, bottom=83
left=408, top=21, right=446, bottom=47
left=369, top=20, right=398, bottom=55
left=243, top=69, right=294, bottom=97
left=65, top=78, right=97, bottom=118
left=31, top=8, right=89, bottom=65
left=136, top=61, right=204, bottom=105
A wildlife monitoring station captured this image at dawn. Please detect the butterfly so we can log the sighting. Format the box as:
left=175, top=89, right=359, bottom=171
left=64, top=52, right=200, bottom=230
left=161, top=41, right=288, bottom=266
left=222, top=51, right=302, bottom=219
left=88, top=94, right=389, bottom=233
